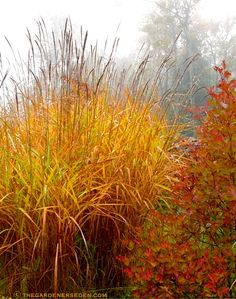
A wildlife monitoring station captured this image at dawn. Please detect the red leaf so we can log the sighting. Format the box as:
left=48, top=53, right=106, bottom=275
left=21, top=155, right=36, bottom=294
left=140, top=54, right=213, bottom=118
left=156, top=274, right=163, bottom=283
left=142, top=269, right=153, bottom=281
left=124, top=267, right=133, bottom=278
left=145, top=248, right=153, bottom=259
left=205, top=281, right=216, bottom=293
left=217, top=287, right=229, bottom=297
left=223, top=70, right=231, bottom=79
left=210, top=130, right=223, bottom=142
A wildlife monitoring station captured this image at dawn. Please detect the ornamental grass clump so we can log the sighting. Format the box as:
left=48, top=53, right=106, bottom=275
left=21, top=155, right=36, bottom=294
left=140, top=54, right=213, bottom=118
left=0, top=19, right=184, bottom=294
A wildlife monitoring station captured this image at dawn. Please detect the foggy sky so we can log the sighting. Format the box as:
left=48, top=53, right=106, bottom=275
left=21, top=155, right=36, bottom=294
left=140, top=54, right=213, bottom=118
left=0, top=0, right=236, bottom=60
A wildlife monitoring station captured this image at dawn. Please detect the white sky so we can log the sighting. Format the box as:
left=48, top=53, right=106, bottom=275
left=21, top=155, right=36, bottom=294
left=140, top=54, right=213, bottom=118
left=0, top=0, right=236, bottom=59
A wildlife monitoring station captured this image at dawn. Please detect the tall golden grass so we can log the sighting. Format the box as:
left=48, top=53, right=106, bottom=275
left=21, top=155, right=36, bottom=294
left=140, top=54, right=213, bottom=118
left=0, top=19, right=186, bottom=295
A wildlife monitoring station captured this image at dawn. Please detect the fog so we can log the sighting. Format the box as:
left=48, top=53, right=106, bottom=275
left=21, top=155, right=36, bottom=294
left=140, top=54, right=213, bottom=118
left=0, top=0, right=154, bottom=58
left=0, top=0, right=236, bottom=59
left=1, top=0, right=236, bottom=109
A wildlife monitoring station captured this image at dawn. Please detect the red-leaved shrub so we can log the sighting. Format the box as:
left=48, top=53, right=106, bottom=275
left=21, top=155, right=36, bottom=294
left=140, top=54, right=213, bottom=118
left=117, top=62, right=236, bottom=298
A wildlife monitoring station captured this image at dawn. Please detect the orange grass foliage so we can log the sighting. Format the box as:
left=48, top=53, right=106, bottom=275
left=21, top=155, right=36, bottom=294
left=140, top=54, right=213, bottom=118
left=0, top=19, right=188, bottom=295
left=0, top=78, right=182, bottom=294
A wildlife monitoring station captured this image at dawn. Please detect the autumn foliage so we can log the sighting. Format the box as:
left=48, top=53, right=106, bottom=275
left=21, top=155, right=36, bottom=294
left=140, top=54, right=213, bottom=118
left=118, top=62, right=236, bottom=298
left=0, top=22, right=185, bottom=295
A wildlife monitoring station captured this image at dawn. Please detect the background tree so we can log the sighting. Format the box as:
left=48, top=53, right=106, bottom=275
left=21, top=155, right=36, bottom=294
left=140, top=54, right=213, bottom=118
left=140, top=0, right=209, bottom=120
left=140, top=0, right=236, bottom=110
left=201, top=17, right=236, bottom=73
